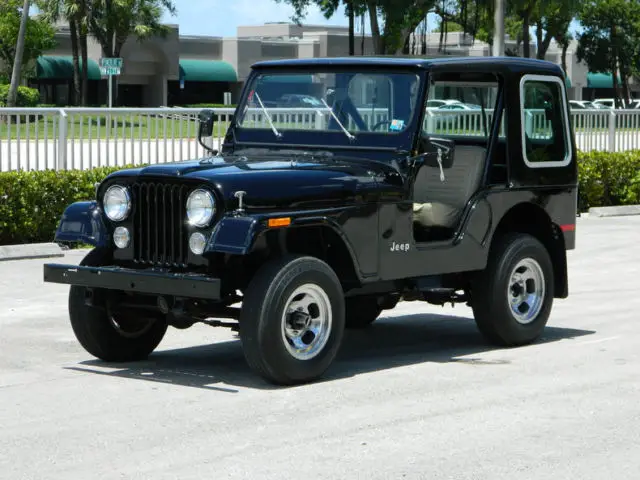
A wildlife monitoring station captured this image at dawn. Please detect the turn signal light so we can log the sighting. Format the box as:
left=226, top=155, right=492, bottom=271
left=268, top=217, right=291, bottom=228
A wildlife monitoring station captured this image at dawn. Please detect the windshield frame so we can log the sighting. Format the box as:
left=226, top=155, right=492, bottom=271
left=229, top=66, right=427, bottom=153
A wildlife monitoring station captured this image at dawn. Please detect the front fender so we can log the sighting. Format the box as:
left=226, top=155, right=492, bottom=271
left=54, top=201, right=109, bottom=247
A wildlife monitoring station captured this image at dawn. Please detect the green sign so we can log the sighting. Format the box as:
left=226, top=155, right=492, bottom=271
left=100, top=66, right=121, bottom=76
left=100, top=57, right=123, bottom=68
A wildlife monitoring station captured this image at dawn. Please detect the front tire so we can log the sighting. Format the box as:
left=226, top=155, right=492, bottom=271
left=471, top=233, right=554, bottom=346
left=68, top=248, right=168, bottom=362
left=239, top=255, right=345, bottom=385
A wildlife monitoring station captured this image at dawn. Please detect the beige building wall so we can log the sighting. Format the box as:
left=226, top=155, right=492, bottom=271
left=179, top=36, right=223, bottom=59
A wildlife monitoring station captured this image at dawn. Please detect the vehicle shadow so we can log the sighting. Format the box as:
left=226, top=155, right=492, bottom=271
left=65, top=311, right=595, bottom=392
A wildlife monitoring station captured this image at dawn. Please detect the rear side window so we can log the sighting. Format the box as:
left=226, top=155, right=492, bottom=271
left=520, top=74, right=571, bottom=168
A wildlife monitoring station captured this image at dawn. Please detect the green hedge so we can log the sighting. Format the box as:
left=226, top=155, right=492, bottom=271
left=1, top=151, right=639, bottom=246
left=578, top=151, right=640, bottom=210
left=0, top=166, right=122, bottom=245
left=0, top=84, right=40, bottom=107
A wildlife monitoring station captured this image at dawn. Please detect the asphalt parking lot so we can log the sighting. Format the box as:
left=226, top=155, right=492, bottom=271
left=1, top=215, right=639, bottom=480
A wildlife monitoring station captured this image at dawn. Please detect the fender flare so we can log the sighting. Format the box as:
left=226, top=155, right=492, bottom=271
left=53, top=201, right=110, bottom=247
left=205, top=214, right=365, bottom=282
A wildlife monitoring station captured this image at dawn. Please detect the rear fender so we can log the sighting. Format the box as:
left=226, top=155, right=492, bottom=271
left=54, top=201, right=109, bottom=247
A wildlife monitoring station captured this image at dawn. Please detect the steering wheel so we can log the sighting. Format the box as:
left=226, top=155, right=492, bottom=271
left=370, top=120, right=392, bottom=132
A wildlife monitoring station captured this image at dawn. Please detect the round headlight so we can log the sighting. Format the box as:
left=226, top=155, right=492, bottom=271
left=186, top=189, right=215, bottom=227
left=103, top=185, right=131, bottom=222
left=113, top=226, right=130, bottom=249
left=189, top=232, right=207, bottom=255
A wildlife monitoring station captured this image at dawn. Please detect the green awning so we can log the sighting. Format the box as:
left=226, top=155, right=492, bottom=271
left=179, top=59, right=237, bottom=83
left=587, top=72, right=621, bottom=89
left=36, top=56, right=102, bottom=81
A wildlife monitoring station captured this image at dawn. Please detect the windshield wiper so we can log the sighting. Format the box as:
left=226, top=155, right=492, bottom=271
left=253, top=91, right=282, bottom=139
left=320, top=99, right=355, bottom=141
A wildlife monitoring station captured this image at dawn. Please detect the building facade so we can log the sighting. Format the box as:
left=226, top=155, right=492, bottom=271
left=15, top=21, right=637, bottom=107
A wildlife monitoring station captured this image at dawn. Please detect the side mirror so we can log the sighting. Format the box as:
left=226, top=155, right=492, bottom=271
left=198, top=109, right=215, bottom=138
left=197, top=109, right=217, bottom=154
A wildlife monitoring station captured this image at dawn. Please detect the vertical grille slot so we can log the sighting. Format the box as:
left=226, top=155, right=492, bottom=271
left=132, top=182, right=188, bottom=267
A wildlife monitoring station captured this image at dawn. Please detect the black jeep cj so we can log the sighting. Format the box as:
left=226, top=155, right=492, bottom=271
left=44, top=56, right=578, bottom=385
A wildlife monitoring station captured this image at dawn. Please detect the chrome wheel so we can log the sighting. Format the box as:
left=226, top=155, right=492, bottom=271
left=281, top=284, right=333, bottom=360
left=508, top=258, right=546, bottom=325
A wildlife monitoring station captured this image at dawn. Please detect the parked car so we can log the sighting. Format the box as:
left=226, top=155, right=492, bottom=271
left=431, top=102, right=484, bottom=128
left=569, top=100, right=603, bottom=110
left=425, top=99, right=463, bottom=110
left=44, top=56, right=578, bottom=386
left=629, top=99, right=640, bottom=109
left=592, top=98, right=637, bottom=109
left=278, top=94, right=324, bottom=108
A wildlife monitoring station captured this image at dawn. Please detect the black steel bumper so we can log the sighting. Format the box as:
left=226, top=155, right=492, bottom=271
left=43, top=264, right=221, bottom=300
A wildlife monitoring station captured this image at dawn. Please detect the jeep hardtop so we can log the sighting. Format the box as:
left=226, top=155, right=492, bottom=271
left=44, top=56, right=578, bottom=385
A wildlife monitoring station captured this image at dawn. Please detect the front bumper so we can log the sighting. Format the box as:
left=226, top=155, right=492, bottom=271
left=43, top=264, right=221, bottom=300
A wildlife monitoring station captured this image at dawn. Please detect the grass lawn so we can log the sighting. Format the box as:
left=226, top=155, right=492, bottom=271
left=0, top=113, right=231, bottom=141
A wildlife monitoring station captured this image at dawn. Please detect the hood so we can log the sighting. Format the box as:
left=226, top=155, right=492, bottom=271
left=106, top=154, right=399, bottom=211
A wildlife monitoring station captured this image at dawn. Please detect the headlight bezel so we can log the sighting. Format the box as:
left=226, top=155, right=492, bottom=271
left=186, top=188, right=216, bottom=227
left=103, top=184, right=132, bottom=222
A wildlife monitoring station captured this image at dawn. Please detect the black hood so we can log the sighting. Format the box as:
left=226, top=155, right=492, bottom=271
left=105, top=153, right=402, bottom=211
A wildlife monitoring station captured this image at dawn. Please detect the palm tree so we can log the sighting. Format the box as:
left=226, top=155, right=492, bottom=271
left=37, top=0, right=91, bottom=105
left=88, top=0, right=176, bottom=106
left=7, top=0, right=31, bottom=107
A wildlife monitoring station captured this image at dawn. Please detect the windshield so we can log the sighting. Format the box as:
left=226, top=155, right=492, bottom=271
left=234, top=70, right=422, bottom=147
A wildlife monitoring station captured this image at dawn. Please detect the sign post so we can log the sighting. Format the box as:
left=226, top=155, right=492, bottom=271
left=99, top=58, right=123, bottom=108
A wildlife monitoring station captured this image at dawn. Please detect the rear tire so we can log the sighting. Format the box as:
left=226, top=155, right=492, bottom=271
left=68, top=249, right=168, bottom=362
left=239, top=255, right=345, bottom=385
left=471, top=233, right=554, bottom=346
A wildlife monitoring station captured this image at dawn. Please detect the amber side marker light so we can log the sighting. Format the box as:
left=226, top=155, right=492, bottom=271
left=268, top=217, right=291, bottom=228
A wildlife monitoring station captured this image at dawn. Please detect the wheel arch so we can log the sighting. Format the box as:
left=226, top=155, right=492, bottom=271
left=489, top=202, right=568, bottom=298
left=255, top=222, right=362, bottom=291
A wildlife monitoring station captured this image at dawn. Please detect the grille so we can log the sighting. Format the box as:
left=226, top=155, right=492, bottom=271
left=131, top=182, right=189, bottom=267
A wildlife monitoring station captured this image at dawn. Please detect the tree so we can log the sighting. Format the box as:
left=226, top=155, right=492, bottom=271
left=277, top=0, right=439, bottom=54
left=533, top=0, right=578, bottom=60
left=6, top=0, right=30, bottom=108
left=0, top=0, right=56, bottom=85
left=577, top=0, right=640, bottom=107
left=371, top=0, right=440, bottom=54
left=37, top=0, right=90, bottom=105
left=555, top=28, right=572, bottom=74
left=508, top=0, right=537, bottom=57
left=88, top=0, right=176, bottom=105
left=276, top=0, right=367, bottom=55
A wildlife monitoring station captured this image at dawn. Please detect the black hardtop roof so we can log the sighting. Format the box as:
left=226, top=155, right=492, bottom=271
left=252, top=55, right=565, bottom=77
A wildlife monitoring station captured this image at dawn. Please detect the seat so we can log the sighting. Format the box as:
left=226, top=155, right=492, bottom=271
left=412, top=145, right=487, bottom=230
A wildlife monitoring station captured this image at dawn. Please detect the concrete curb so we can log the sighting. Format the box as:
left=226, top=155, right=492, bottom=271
left=0, top=243, right=64, bottom=262
left=588, top=205, right=640, bottom=217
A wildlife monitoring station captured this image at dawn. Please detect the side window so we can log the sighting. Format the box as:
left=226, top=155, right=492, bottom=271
left=520, top=76, right=571, bottom=167
left=423, top=81, right=501, bottom=139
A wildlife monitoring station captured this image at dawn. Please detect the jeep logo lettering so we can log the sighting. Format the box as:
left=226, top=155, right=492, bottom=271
left=390, top=241, right=410, bottom=252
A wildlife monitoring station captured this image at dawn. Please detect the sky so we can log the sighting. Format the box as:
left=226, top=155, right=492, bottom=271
left=161, top=0, right=580, bottom=40
left=32, top=0, right=578, bottom=41
left=160, top=0, right=438, bottom=37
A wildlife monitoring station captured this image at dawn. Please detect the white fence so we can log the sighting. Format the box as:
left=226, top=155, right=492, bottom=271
left=1, top=106, right=639, bottom=172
